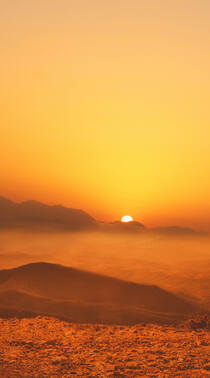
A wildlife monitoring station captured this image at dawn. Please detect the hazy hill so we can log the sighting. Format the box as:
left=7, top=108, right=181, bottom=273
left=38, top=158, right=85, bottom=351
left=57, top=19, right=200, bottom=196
left=0, top=197, right=97, bottom=231
left=0, top=262, right=198, bottom=324
left=149, top=226, right=208, bottom=237
left=98, top=222, right=207, bottom=236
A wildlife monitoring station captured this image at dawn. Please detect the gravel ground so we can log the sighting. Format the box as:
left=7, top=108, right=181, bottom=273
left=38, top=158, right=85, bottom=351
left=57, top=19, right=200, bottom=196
left=0, top=316, right=209, bottom=377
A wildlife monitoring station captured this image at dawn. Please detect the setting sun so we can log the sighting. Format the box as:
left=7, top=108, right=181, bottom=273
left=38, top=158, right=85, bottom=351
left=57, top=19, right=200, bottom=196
left=121, top=215, right=133, bottom=223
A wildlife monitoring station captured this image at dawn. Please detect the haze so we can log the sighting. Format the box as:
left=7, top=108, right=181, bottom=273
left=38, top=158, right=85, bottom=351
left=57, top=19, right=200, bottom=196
left=0, top=229, right=209, bottom=310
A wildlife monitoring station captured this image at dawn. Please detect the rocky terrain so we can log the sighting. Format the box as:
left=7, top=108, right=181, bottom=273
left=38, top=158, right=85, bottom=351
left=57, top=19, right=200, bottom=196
left=0, top=316, right=209, bottom=377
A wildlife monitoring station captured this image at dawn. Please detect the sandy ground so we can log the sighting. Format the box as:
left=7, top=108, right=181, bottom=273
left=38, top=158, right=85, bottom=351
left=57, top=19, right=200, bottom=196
left=0, top=317, right=209, bottom=377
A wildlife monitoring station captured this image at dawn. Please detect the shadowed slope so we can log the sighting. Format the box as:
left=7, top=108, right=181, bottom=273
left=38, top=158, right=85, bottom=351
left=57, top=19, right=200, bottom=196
left=0, top=262, right=198, bottom=324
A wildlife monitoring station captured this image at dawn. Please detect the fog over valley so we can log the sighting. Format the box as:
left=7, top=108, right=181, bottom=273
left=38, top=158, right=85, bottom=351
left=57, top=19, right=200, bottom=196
left=0, top=229, right=209, bottom=313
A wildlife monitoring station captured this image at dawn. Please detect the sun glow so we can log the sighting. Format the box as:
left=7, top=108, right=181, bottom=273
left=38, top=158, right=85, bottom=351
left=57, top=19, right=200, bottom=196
left=121, top=215, right=133, bottom=223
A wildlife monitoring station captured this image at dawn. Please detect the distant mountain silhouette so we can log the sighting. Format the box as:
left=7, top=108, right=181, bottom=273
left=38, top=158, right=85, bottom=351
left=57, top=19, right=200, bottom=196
left=99, top=222, right=207, bottom=236
left=99, top=220, right=146, bottom=233
left=0, top=262, right=198, bottom=324
left=149, top=226, right=208, bottom=237
left=0, top=196, right=97, bottom=231
left=0, top=196, right=207, bottom=235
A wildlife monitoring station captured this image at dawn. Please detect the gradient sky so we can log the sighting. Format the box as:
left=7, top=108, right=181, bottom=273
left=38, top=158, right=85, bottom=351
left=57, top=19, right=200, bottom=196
left=1, top=0, right=210, bottom=230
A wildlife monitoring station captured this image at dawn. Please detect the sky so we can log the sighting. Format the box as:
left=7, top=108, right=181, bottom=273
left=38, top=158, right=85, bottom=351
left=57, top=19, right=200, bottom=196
left=1, top=0, right=210, bottom=230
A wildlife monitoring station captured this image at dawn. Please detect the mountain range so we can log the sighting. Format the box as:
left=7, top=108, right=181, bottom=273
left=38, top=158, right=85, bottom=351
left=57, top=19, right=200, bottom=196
left=0, top=196, right=97, bottom=231
left=0, top=196, right=207, bottom=235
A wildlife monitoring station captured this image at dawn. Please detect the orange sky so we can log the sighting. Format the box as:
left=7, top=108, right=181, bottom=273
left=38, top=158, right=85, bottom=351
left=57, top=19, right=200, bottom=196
left=1, top=1, right=210, bottom=230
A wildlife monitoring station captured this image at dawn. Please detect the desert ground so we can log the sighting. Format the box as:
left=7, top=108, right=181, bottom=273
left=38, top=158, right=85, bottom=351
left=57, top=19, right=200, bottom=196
left=0, top=316, right=209, bottom=377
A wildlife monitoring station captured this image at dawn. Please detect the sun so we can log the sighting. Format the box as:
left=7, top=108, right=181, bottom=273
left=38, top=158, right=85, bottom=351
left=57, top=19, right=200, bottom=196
left=121, top=215, right=133, bottom=223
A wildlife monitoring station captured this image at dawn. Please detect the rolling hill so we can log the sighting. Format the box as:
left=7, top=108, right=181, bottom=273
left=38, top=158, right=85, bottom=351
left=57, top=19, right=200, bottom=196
left=0, top=262, right=198, bottom=324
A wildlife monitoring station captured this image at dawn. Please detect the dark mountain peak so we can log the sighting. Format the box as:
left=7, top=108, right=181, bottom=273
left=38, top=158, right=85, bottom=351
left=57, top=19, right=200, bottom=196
left=0, top=196, right=15, bottom=206
left=0, top=195, right=97, bottom=231
left=20, top=200, right=49, bottom=211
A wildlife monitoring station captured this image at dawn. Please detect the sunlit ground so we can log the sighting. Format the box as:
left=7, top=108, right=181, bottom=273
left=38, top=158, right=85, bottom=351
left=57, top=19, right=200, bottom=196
left=0, top=316, right=209, bottom=377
